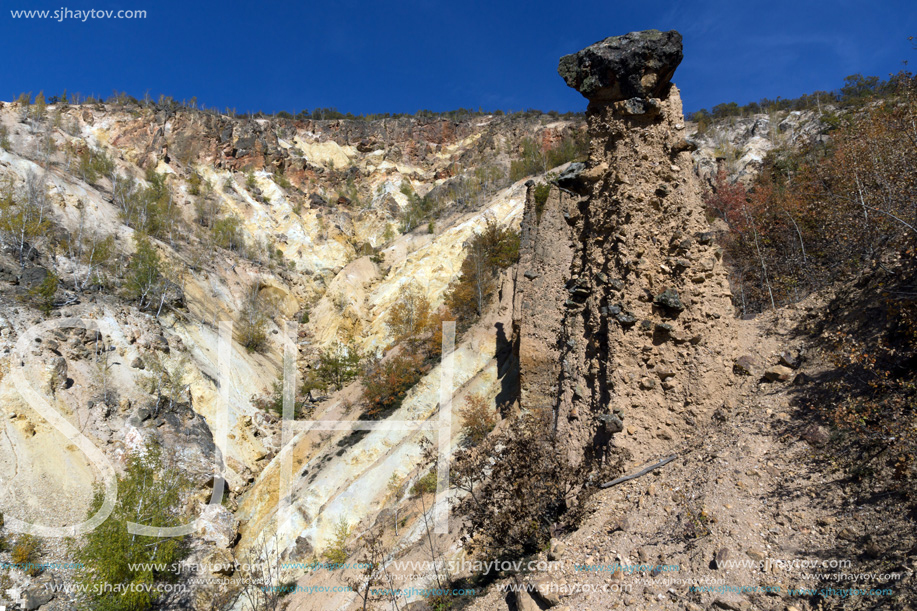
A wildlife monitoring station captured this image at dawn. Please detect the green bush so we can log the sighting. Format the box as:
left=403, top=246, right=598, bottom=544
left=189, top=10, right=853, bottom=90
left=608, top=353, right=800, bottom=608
left=75, top=442, right=189, bottom=611
left=322, top=517, right=350, bottom=565
left=303, top=342, right=362, bottom=393
left=410, top=470, right=438, bottom=496
left=533, top=183, right=551, bottom=220
left=28, top=270, right=58, bottom=313
left=211, top=214, right=245, bottom=252
left=126, top=235, right=171, bottom=311
left=399, top=182, right=438, bottom=232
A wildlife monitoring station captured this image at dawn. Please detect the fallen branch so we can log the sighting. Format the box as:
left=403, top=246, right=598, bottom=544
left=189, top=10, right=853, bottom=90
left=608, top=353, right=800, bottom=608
left=600, top=454, right=678, bottom=489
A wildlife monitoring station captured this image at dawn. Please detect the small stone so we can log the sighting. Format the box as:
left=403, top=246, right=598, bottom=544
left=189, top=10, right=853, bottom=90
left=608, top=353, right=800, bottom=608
left=764, top=365, right=793, bottom=382
left=598, top=413, right=624, bottom=434
left=801, top=424, right=830, bottom=446
left=616, top=311, right=637, bottom=326
left=747, top=550, right=765, bottom=562
left=838, top=526, right=858, bottom=542
left=713, top=547, right=730, bottom=569
left=779, top=351, right=799, bottom=368
left=734, top=355, right=757, bottom=375
left=131, top=357, right=145, bottom=369
left=523, top=270, right=540, bottom=280
left=640, top=377, right=656, bottom=390
left=653, top=288, right=685, bottom=312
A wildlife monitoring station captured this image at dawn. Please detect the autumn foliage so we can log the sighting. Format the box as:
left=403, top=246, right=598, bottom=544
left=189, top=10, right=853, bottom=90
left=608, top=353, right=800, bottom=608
left=705, top=71, right=917, bottom=316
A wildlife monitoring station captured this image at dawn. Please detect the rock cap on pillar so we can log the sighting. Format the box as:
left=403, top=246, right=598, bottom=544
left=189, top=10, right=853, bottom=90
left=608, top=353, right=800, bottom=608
left=558, top=29, right=683, bottom=104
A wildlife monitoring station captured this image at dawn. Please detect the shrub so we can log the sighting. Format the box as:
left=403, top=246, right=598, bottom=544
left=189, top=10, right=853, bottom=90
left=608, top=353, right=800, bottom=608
left=410, top=470, right=438, bottom=496
left=28, top=270, right=58, bottom=313
left=187, top=171, right=202, bottom=195
left=75, top=442, right=189, bottom=611
left=253, top=378, right=285, bottom=418
left=140, top=354, right=190, bottom=417
left=707, top=72, right=917, bottom=316
left=0, top=171, right=52, bottom=266
left=444, top=219, right=520, bottom=331
left=386, top=283, right=431, bottom=345
left=12, top=534, right=40, bottom=565
left=211, top=214, right=245, bottom=252
left=303, top=342, right=362, bottom=393
left=273, top=170, right=292, bottom=190
left=459, top=393, right=496, bottom=445
left=110, top=169, right=180, bottom=239
left=237, top=283, right=274, bottom=353
left=322, top=517, right=350, bottom=566
left=533, top=183, right=551, bottom=219
left=399, top=182, right=439, bottom=232
left=126, top=235, right=172, bottom=312
left=509, top=131, right=588, bottom=181
left=362, top=352, right=427, bottom=418
left=452, top=409, right=620, bottom=562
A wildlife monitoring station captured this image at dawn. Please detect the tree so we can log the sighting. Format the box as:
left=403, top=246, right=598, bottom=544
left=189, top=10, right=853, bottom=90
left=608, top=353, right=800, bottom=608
left=0, top=171, right=52, bottom=266
left=140, top=354, right=190, bottom=417
left=452, top=409, right=614, bottom=562
left=459, top=393, right=496, bottom=445
left=126, top=235, right=172, bottom=313
left=386, top=283, right=431, bottom=345
left=322, top=517, right=350, bottom=565
left=66, top=202, right=115, bottom=290
left=30, top=91, right=47, bottom=125
left=211, top=215, right=245, bottom=252
left=237, top=283, right=275, bottom=353
left=309, top=342, right=362, bottom=391
left=445, top=219, right=520, bottom=331
left=75, top=442, right=189, bottom=611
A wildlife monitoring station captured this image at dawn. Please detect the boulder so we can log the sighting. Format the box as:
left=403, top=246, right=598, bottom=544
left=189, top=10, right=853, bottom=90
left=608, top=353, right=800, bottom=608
left=198, top=503, right=239, bottom=549
left=558, top=30, right=683, bottom=103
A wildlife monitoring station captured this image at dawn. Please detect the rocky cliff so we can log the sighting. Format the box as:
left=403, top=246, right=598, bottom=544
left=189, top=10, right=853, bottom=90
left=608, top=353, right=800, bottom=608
left=514, top=30, right=736, bottom=468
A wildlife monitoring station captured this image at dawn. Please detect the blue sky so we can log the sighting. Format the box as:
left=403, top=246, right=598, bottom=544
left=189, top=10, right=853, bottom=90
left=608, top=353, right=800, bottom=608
left=2, top=0, right=915, bottom=114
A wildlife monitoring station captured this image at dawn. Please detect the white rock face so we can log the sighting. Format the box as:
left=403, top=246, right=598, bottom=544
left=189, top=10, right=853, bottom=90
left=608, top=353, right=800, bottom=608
left=688, top=108, right=827, bottom=186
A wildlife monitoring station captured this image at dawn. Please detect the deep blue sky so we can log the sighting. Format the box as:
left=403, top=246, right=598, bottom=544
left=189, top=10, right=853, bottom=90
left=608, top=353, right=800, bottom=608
left=2, top=0, right=915, bottom=115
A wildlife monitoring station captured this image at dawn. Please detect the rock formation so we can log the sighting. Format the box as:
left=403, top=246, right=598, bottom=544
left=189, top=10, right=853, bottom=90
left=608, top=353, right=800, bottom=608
left=513, top=30, right=737, bottom=465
